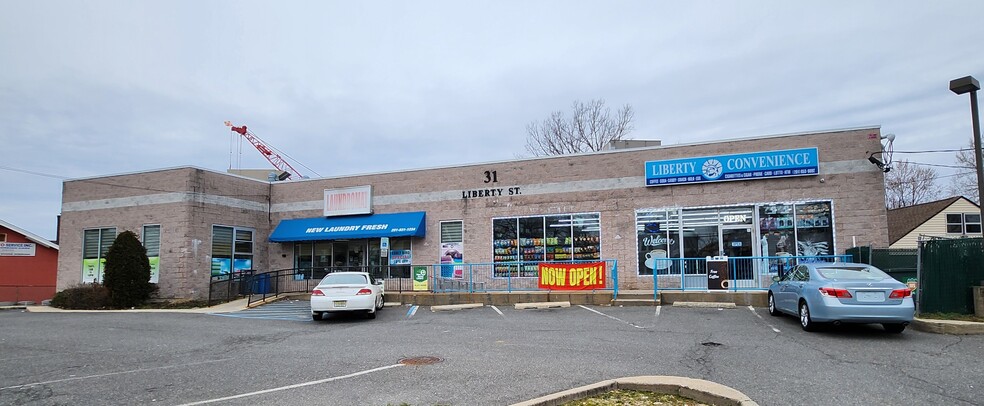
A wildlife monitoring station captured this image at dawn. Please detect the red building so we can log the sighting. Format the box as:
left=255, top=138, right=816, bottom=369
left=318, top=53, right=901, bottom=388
left=0, top=220, right=59, bottom=304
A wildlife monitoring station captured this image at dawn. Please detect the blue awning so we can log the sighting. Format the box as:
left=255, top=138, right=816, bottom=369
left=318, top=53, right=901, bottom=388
left=269, top=212, right=426, bottom=242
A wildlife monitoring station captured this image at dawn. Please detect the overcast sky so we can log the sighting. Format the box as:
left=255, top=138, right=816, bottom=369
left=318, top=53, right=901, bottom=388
left=2, top=1, right=982, bottom=241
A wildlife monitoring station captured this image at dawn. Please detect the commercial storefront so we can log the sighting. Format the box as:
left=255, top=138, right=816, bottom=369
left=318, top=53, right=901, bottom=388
left=56, top=127, right=890, bottom=299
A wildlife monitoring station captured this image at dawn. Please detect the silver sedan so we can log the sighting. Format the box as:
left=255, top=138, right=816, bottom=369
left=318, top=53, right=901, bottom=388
left=768, top=263, right=914, bottom=333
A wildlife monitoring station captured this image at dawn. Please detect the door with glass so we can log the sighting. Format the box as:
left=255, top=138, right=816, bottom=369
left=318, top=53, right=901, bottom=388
left=721, top=227, right=754, bottom=281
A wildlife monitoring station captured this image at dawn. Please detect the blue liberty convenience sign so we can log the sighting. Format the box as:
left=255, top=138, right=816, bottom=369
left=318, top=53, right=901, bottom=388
left=645, top=147, right=819, bottom=186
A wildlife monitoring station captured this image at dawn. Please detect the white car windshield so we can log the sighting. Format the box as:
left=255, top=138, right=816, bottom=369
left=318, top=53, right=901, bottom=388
left=816, top=266, right=889, bottom=281
left=322, top=274, right=368, bottom=285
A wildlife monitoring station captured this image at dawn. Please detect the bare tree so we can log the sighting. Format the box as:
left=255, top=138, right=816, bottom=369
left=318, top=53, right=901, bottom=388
left=525, top=99, right=634, bottom=156
left=947, top=137, right=980, bottom=203
left=885, top=160, right=942, bottom=209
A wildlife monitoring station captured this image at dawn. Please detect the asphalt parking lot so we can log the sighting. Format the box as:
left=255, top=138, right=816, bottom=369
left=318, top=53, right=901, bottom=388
left=2, top=302, right=983, bottom=406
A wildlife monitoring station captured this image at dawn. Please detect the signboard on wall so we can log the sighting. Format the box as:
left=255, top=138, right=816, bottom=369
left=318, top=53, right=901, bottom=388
left=324, top=185, right=372, bottom=216
left=645, top=148, right=819, bottom=186
left=0, top=242, right=36, bottom=256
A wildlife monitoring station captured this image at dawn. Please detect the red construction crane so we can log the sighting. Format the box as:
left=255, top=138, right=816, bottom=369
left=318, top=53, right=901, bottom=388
left=224, top=121, right=303, bottom=180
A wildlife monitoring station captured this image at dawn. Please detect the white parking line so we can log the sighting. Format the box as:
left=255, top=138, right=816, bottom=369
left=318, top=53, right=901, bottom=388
left=491, top=305, right=504, bottom=316
left=655, top=305, right=661, bottom=317
left=175, top=364, right=404, bottom=406
left=0, top=358, right=233, bottom=390
left=748, top=305, right=781, bottom=333
left=577, top=305, right=647, bottom=329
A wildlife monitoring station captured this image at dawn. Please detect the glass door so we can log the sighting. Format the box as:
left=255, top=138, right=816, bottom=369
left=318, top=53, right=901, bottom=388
left=721, top=227, right=754, bottom=280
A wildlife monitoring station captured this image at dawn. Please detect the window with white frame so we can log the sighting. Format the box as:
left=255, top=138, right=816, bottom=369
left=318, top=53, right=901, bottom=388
left=439, top=221, right=464, bottom=278
left=82, top=227, right=117, bottom=283
left=211, top=225, right=254, bottom=277
left=947, top=213, right=982, bottom=235
left=142, top=225, right=161, bottom=283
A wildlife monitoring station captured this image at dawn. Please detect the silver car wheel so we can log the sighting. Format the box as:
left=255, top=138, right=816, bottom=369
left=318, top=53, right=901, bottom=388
left=768, top=294, right=780, bottom=316
left=799, top=301, right=816, bottom=331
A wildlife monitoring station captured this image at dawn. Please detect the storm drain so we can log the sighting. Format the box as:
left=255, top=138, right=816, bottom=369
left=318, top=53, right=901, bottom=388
left=399, top=356, right=443, bottom=366
left=701, top=341, right=723, bottom=347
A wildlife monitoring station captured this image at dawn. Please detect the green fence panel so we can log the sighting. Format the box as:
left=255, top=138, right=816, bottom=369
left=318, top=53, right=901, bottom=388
left=844, top=246, right=917, bottom=283
left=920, top=238, right=984, bottom=314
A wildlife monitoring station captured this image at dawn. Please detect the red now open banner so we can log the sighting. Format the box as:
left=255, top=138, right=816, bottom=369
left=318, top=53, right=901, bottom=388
left=538, top=262, right=606, bottom=290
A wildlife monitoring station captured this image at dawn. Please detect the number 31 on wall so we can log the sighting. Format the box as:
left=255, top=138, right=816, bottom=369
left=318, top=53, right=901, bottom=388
left=483, top=170, right=498, bottom=183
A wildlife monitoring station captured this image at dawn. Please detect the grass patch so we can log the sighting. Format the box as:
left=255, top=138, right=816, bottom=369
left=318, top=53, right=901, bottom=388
left=918, top=313, right=984, bottom=323
left=563, top=390, right=708, bottom=406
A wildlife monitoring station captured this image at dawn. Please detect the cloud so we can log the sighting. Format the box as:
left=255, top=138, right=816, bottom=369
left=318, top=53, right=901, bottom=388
left=2, top=1, right=983, bottom=239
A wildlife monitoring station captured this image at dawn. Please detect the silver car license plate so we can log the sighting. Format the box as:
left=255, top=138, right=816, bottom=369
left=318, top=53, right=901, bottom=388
left=333, top=300, right=347, bottom=308
left=856, top=291, right=885, bottom=302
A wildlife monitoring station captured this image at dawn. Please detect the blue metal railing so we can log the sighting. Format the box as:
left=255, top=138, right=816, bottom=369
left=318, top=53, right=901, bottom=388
left=649, top=255, right=852, bottom=297
left=206, top=256, right=848, bottom=305
left=427, top=259, right=619, bottom=295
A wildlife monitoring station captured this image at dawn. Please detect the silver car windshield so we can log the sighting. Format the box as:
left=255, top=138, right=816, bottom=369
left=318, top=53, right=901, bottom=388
left=322, top=274, right=368, bottom=285
left=816, top=266, right=889, bottom=281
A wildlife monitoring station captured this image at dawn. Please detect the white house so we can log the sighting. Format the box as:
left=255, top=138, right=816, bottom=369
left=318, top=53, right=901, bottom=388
left=888, top=196, right=982, bottom=249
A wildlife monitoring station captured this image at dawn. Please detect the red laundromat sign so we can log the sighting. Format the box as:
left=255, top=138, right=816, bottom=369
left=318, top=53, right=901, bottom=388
left=538, top=262, right=606, bottom=290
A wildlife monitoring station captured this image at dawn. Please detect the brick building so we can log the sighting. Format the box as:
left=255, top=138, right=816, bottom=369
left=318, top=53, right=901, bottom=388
left=56, top=127, right=890, bottom=299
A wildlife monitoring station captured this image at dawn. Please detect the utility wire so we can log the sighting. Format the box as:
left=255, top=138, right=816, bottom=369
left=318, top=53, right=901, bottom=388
left=893, top=148, right=972, bottom=154
left=0, top=165, right=269, bottom=198
left=905, top=161, right=973, bottom=169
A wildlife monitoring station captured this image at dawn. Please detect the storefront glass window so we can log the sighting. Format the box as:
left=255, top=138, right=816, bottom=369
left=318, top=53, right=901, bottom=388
left=388, top=238, right=412, bottom=278
left=493, top=213, right=601, bottom=278
left=794, top=202, right=833, bottom=257
left=545, top=215, right=571, bottom=261
left=638, top=200, right=834, bottom=277
left=636, top=211, right=680, bottom=275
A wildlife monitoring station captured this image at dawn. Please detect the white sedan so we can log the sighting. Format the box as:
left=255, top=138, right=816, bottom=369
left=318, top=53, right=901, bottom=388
left=310, top=272, right=384, bottom=320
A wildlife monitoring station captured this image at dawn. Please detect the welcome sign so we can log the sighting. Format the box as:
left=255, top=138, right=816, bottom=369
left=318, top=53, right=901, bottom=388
left=645, top=148, right=819, bottom=186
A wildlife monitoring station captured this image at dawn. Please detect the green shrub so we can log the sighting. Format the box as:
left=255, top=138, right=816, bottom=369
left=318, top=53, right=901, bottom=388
left=50, top=284, right=110, bottom=309
left=102, top=230, right=156, bottom=308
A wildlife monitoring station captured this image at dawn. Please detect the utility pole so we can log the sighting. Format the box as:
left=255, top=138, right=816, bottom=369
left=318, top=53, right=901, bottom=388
left=949, top=76, right=984, bottom=241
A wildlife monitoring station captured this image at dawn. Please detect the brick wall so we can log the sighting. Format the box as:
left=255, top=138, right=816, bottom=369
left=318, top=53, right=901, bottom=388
left=59, top=127, right=890, bottom=297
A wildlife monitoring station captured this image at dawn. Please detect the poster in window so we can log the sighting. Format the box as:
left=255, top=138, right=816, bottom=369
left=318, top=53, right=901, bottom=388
left=148, top=257, right=160, bottom=283
left=82, top=258, right=101, bottom=283
left=211, top=258, right=231, bottom=276
left=638, top=231, right=676, bottom=275
left=390, top=250, right=412, bottom=265
left=440, top=242, right=464, bottom=279
left=233, top=258, right=252, bottom=273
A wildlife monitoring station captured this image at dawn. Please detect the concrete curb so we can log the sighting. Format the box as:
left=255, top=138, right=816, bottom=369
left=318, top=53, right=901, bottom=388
left=20, top=297, right=252, bottom=314
left=515, top=302, right=571, bottom=310
left=0, top=306, right=27, bottom=311
left=431, top=303, right=484, bottom=312
left=511, top=375, right=758, bottom=406
left=672, top=302, right=737, bottom=309
left=912, top=318, right=984, bottom=335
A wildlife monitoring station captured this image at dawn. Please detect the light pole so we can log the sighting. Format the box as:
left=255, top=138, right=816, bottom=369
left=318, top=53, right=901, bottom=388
left=949, top=75, right=984, bottom=235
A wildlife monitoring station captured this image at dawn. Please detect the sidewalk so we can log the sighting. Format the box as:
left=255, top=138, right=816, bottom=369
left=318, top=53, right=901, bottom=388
left=7, top=297, right=252, bottom=314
